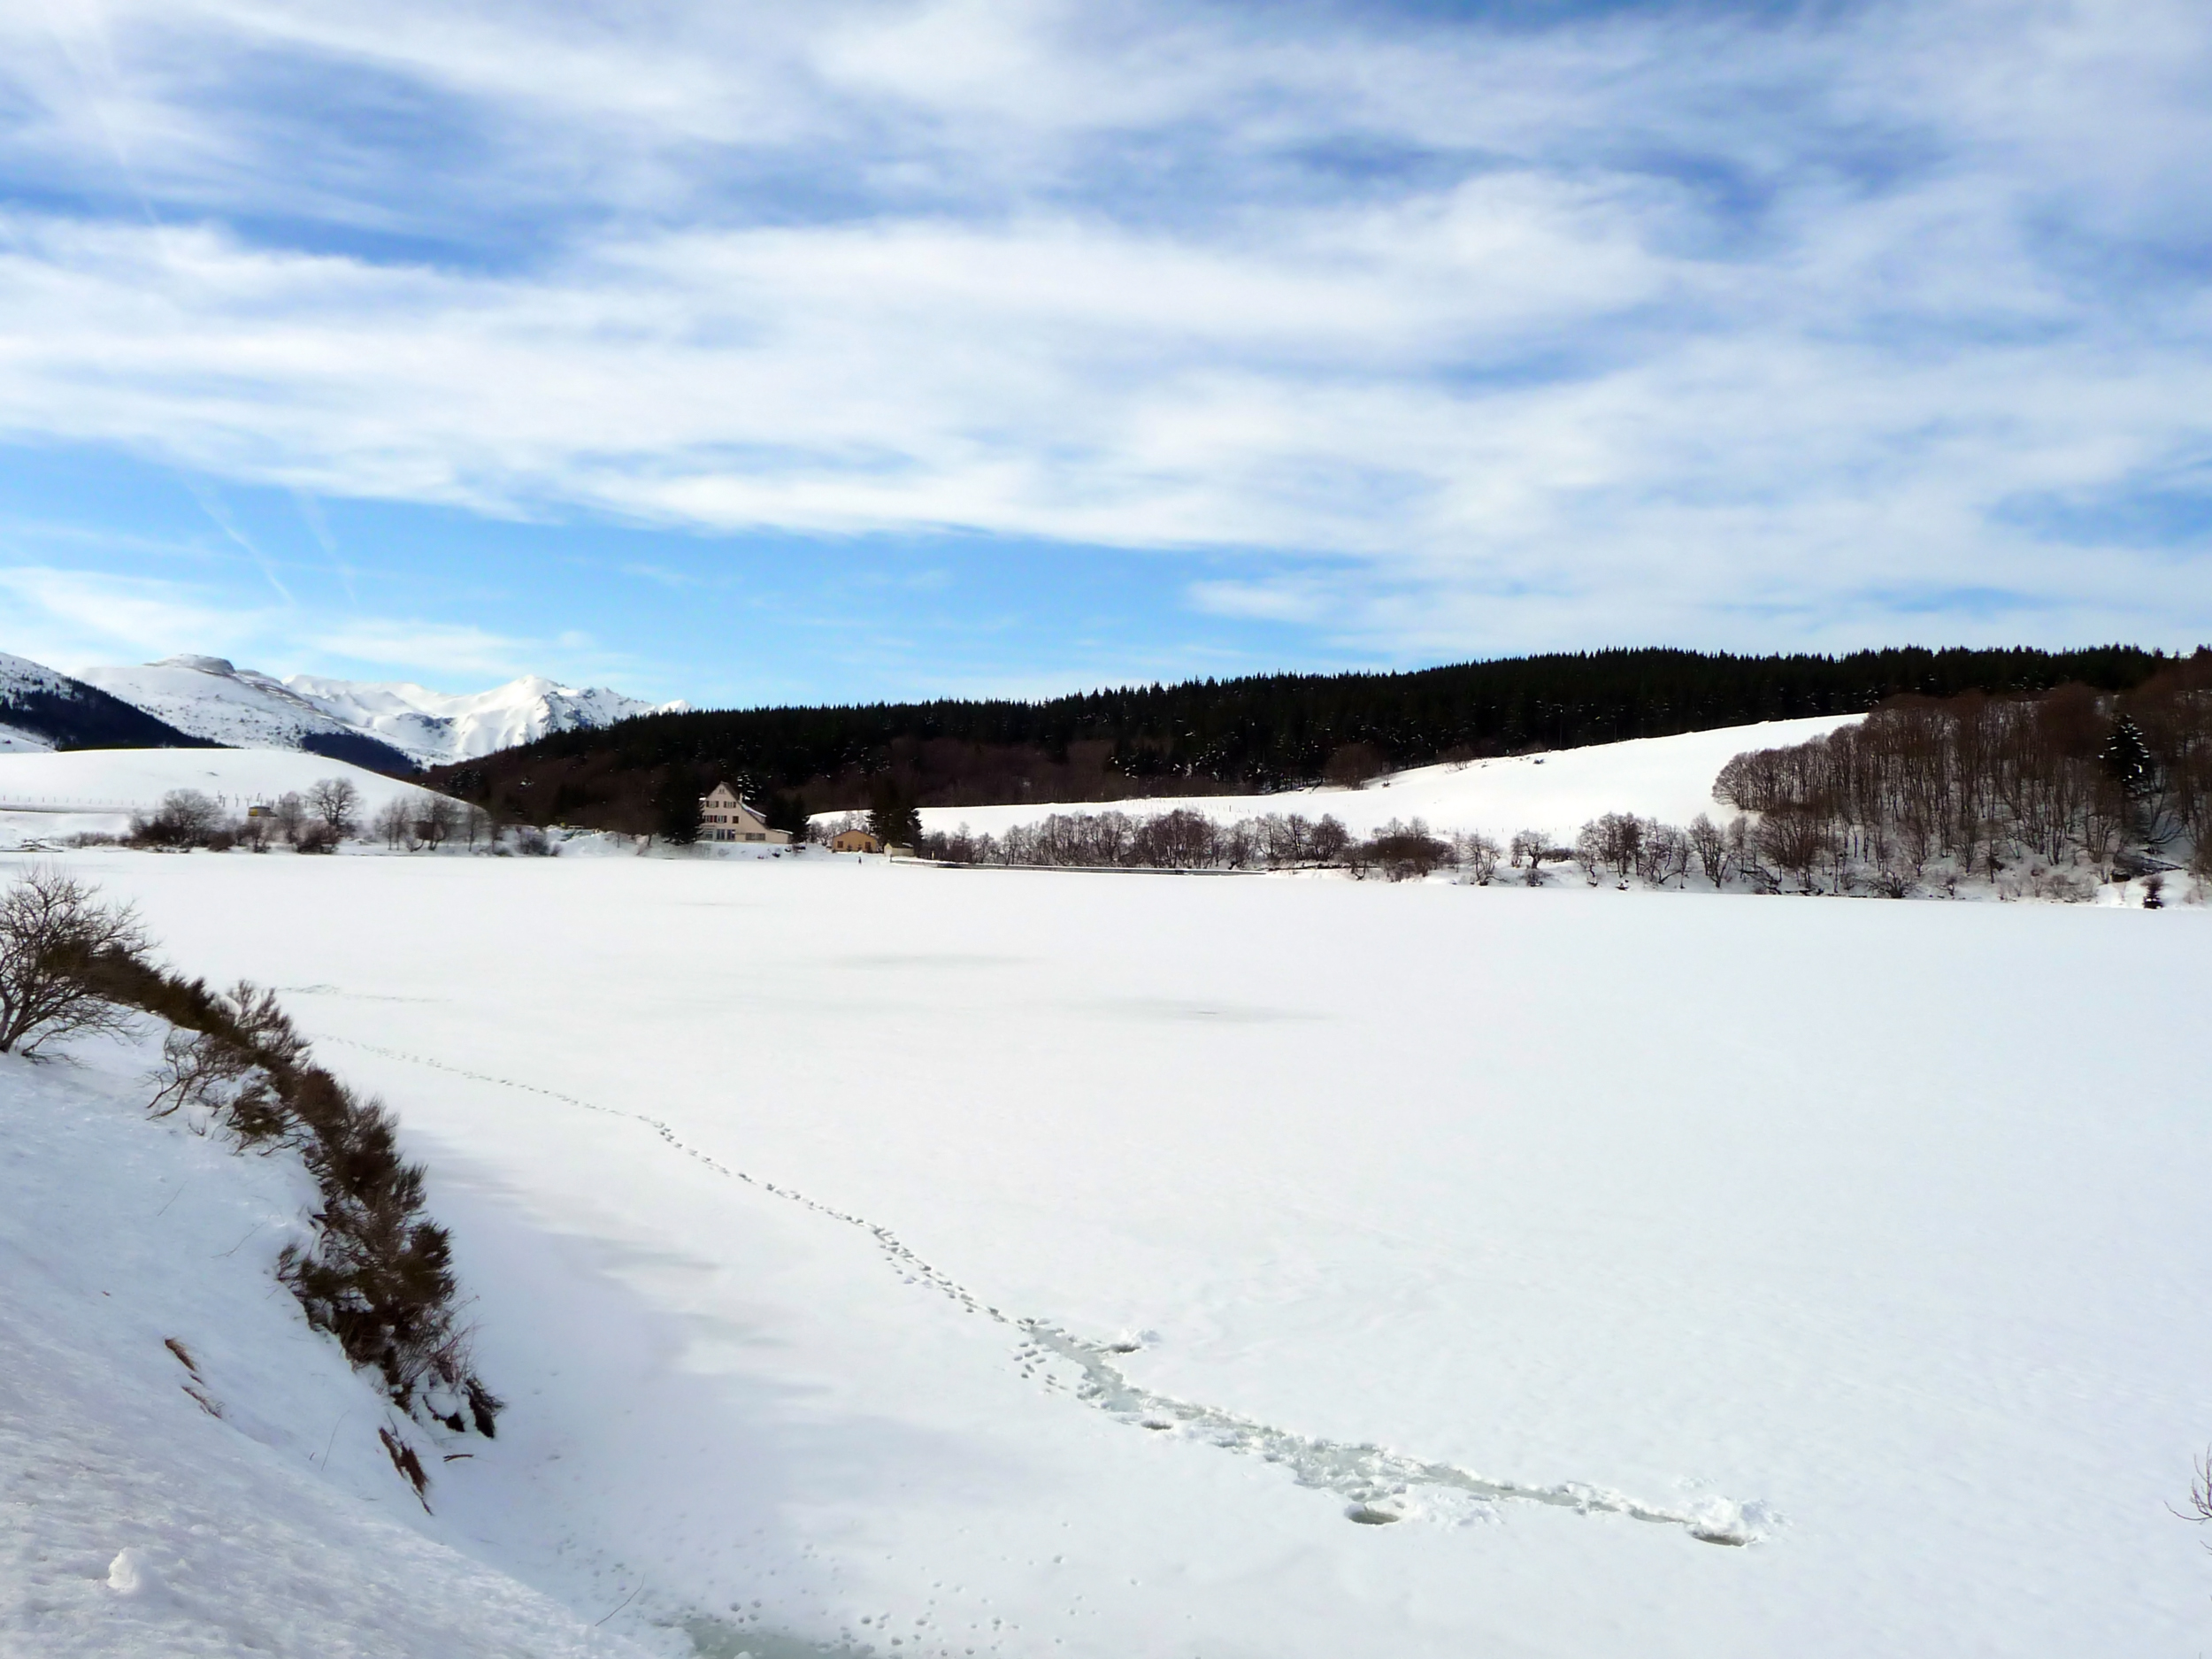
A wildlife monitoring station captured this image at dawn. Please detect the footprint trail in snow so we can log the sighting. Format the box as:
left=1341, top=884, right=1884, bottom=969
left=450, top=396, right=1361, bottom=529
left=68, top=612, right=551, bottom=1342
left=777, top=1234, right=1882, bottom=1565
left=315, top=1028, right=1771, bottom=1547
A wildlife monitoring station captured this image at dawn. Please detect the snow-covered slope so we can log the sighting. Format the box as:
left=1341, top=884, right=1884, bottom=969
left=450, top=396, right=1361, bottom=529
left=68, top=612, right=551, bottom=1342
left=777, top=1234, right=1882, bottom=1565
left=78, top=656, right=680, bottom=769
left=0, top=749, right=446, bottom=847
left=75, top=657, right=419, bottom=773
left=20, top=847, right=2208, bottom=1655
left=0, top=1033, right=650, bottom=1657
left=283, top=672, right=682, bottom=765
left=0, top=653, right=209, bottom=755
left=891, top=712, right=1863, bottom=844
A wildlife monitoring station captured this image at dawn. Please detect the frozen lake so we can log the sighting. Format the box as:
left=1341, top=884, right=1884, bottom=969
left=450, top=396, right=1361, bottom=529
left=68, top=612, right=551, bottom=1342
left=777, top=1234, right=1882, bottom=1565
left=20, top=844, right=2212, bottom=1656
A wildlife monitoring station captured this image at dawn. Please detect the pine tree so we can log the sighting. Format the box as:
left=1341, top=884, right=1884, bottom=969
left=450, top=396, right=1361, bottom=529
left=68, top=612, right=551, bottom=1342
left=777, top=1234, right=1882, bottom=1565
left=868, top=776, right=920, bottom=847
left=654, top=772, right=703, bottom=845
left=2101, top=714, right=2154, bottom=799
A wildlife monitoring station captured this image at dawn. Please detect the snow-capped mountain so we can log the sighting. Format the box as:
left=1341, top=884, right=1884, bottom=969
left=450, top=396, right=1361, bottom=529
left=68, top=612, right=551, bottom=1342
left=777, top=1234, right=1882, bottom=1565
left=76, top=655, right=680, bottom=769
left=0, top=651, right=211, bottom=754
left=283, top=672, right=683, bottom=766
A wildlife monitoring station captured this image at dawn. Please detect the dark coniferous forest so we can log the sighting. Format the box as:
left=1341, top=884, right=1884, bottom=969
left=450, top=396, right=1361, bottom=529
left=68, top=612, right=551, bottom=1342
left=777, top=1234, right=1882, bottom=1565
left=428, top=645, right=2184, bottom=833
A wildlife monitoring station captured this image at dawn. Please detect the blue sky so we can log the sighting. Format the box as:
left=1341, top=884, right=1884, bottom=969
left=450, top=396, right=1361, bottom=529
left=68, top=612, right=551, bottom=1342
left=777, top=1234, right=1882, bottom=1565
left=1, top=0, right=2208, bottom=706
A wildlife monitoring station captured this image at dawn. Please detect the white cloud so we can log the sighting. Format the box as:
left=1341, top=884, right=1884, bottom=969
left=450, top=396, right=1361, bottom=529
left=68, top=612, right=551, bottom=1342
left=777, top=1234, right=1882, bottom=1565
left=0, top=566, right=273, bottom=668
left=0, top=563, right=634, bottom=689
left=0, top=0, right=2206, bottom=652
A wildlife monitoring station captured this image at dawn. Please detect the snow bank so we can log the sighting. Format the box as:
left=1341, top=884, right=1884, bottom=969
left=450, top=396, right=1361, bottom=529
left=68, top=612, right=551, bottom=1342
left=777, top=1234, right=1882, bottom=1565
left=897, top=712, right=1861, bottom=843
left=0, top=1033, right=649, bottom=1658
left=19, top=846, right=2208, bottom=1656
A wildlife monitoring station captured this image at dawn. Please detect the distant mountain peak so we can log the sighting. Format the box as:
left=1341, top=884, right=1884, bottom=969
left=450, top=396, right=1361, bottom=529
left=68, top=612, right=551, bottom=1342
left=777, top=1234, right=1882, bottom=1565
left=74, top=655, right=680, bottom=767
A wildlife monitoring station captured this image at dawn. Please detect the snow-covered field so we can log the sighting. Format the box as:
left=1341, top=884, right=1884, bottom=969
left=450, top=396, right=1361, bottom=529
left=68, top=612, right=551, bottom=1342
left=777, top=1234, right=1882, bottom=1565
left=4, top=841, right=2208, bottom=1656
left=0, top=749, right=441, bottom=846
left=900, top=714, right=1860, bottom=844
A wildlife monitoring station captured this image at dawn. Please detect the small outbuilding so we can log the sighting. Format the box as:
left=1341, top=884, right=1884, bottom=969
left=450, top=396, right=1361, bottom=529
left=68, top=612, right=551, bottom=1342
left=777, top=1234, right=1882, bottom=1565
left=830, top=827, right=882, bottom=854
left=698, top=782, right=791, bottom=845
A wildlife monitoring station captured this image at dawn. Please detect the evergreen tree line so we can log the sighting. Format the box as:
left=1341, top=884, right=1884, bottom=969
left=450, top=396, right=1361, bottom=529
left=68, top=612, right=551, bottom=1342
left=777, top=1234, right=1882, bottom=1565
left=431, top=645, right=2179, bottom=830
left=1710, top=659, right=2212, bottom=895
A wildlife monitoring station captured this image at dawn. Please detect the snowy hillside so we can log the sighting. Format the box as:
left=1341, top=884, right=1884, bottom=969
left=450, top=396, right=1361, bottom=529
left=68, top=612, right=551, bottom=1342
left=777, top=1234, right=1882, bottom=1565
left=75, top=657, right=420, bottom=773
left=77, top=655, right=680, bottom=769
left=11, top=845, right=2206, bottom=1655
left=0, top=749, right=444, bottom=848
left=0, top=1030, right=651, bottom=1657
left=894, top=712, right=1862, bottom=844
left=0, top=652, right=208, bottom=756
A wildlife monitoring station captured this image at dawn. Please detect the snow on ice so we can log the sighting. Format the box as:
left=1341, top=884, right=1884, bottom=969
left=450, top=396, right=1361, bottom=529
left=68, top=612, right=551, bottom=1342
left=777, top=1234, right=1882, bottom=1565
left=4, top=827, right=2208, bottom=1656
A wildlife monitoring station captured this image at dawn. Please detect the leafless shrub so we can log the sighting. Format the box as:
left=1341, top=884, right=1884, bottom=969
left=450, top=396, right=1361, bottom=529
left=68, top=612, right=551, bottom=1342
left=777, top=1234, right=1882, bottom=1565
left=1870, top=866, right=1914, bottom=898
left=1349, top=818, right=1449, bottom=881
left=132, top=789, right=226, bottom=849
left=2174, top=1449, right=2212, bottom=1545
left=143, top=981, right=304, bottom=1141
left=0, top=869, right=150, bottom=1056
left=379, top=1425, right=431, bottom=1509
left=1454, top=831, right=1502, bottom=885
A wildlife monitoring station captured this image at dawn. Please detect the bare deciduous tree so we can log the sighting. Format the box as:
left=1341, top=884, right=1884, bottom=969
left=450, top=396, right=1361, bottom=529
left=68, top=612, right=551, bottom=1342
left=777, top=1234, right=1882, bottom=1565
left=1455, top=831, right=1502, bottom=885
left=1756, top=807, right=1829, bottom=893
left=1687, top=812, right=1730, bottom=887
left=306, top=777, right=361, bottom=836
left=1573, top=820, right=1609, bottom=885
left=0, top=869, right=149, bottom=1056
left=373, top=798, right=412, bottom=850
left=1643, top=821, right=1692, bottom=887
left=423, top=795, right=463, bottom=849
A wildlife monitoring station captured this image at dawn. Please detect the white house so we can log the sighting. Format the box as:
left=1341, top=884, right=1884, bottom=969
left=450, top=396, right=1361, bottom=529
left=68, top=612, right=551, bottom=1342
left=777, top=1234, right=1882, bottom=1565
left=698, top=782, right=791, bottom=844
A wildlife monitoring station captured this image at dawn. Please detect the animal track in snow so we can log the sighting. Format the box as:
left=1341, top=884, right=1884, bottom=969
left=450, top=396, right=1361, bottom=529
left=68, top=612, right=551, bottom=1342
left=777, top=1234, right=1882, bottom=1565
left=321, top=1033, right=1771, bottom=1547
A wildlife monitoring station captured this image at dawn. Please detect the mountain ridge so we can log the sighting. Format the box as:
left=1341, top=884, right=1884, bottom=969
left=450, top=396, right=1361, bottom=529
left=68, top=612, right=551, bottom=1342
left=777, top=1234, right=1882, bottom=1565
left=0, top=653, right=214, bottom=755
left=73, top=656, right=680, bottom=770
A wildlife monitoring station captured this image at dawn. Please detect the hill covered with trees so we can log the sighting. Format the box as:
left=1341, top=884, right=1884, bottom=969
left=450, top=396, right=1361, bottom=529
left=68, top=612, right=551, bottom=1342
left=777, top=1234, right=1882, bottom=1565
left=426, top=645, right=2182, bottom=835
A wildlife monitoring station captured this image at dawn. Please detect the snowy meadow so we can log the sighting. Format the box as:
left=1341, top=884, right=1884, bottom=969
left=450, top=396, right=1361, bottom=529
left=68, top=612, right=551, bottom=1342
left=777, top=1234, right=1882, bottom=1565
left=5, top=839, right=2209, bottom=1656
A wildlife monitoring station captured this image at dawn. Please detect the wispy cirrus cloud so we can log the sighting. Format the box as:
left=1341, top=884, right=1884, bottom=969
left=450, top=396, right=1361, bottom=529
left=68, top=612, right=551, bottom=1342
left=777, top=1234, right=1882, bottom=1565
left=0, top=0, right=2207, bottom=664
